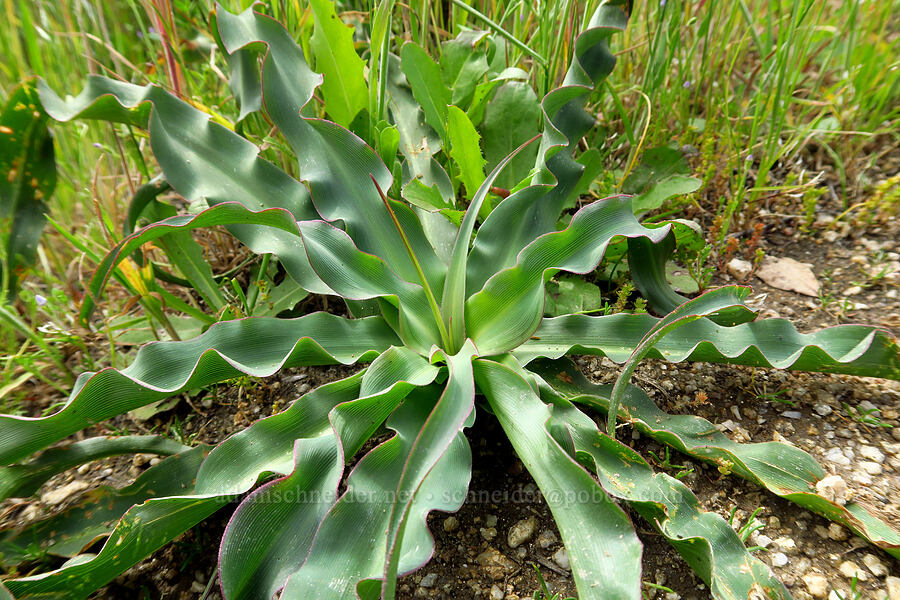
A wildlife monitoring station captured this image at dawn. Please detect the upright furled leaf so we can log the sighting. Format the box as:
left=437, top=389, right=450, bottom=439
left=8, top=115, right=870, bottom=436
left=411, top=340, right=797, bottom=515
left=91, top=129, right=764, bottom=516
left=0, top=81, right=55, bottom=299
left=309, top=0, right=368, bottom=127
left=440, top=30, right=490, bottom=108
left=466, top=4, right=628, bottom=294
left=446, top=105, right=485, bottom=201
left=215, top=7, right=444, bottom=295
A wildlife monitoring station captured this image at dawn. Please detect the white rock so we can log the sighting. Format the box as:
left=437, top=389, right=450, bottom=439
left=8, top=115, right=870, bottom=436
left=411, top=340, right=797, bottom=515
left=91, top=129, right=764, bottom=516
left=838, top=560, right=868, bottom=581
left=824, top=447, right=851, bottom=466
left=816, top=475, right=852, bottom=505
left=490, top=584, right=504, bottom=600
left=860, top=445, right=885, bottom=463
left=770, top=552, right=789, bottom=567
left=843, top=285, right=863, bottom=296
left=756, top=257, right=820, bottom=297
left=774, top=537, right=797, bottom=555
left=887, top=576, right=900, bottom=600
left=727, top=258, right=752, bottom=280
left=828, top=523, right=848, bottom=541
left=782, top=411, right=803, bottom=419
left=537, top=530, right=557, bottom=549
left=41, top=480, right=89, bottom=506
left=862, top=553, right=887, bottom=577
left=802, top=573, right=829, bottom=598
left=507, top=517, right=536, bottom=548
left=552, top=547, right=570, bottom=570
left=861, top=461, right=883, bottom=475
left=813, top=403, right=833, bottom=417
left=753, top=533, right=773, bottom=548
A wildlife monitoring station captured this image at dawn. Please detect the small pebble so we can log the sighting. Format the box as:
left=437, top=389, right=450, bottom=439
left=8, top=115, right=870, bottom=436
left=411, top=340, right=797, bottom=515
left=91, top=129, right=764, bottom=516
left=485, top=514, right=498, bottom=528
left=481, top=527, right=498, bottom=542
left=862, top=553, right=887, bottom=577
left=419, top=573, right=437, bottom=588
left=552, top=547, right=570, bottom=570
left=490, top=584, right=504, bottom=600
left=443, top=516, right=459, bottom=533
left=860, top=445, right=885, bottom=463
left=770, top=552, right=789, bottom=567
left=887, top=576, right=900, bottom=600
left=782, top=411, right=803, bottom=420
left=813, top=403, right=833, bottom=417
left=802, top=572, right=828, bottom=598
left=536, top=530, right=557, bottom=549
left=861, top=461, right=883, bottom=475
left=190, top=581, right=206, bottom=593
left=828, top=523, right=848, bottom=541
left=838, top=560, right=867, bottom=581
left=507, top=517, right=536, bottom=549
left=816, top=475, right=851, bottom=505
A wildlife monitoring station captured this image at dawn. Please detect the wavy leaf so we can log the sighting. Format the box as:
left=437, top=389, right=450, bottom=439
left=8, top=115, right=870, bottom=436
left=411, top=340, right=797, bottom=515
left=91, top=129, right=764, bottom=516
left=280, top=385, right=472, bottom=599
left=214, top=7, right=444, bottom=295
left=466, top=4, right=628, bottom=294
left=309, top=0, right=368, bottom=127
left=474, top=358, right=642, bottom=600
left=514, top=312, right=900, bottom=380
left=540, top=390, right=790, bottom=600
left=0, top=435, right=187, bottom=501
left=466, top=195, right=670, bottom=355
left=0, top=313, right=397, bottom=464
left=532, top=358, right=900, bottom=559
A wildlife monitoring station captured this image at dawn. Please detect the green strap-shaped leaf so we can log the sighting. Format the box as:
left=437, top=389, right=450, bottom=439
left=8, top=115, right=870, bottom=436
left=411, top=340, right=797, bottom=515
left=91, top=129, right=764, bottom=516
left=35, top=76, right=321, bottom=252
left=308, top=0, right=368, bottom=128
left=474, top=358, right=642, bottom=600
left=442, top=135, right=540, bottom=353
left=532, top=358, right=900, bottom=559
left=7, top=351, right=438, bottom=598
left=381, top=342, right=477, bottom=598
left=514, top=312, right=900, bottom=380
left=280, top=386, right=472, bottom=599
left=214, top=7, right=444, bottom=295
left=607, top=287, right=756, bottom=435
left=0, top=80, right=56, bottom=299
left=481, top=81, right=541, bottom=190
left=0, top=446, right=207, bottom=567
left=83, top=203, right=441, bottom=351
left=220, top=436, right=343, bottom=600
left=0, top=435, right=188, bottom=501
left=627, top=232, right=689, bottom=315
left=466, top=195, right=670, bottom=355
left=541, top=393, right=790, bottom=600
left=0, top=312, right=398, bottom=464
left=4, top=447, right=217, bottom=599
left=217, top=348, right=440, bottom=600
left=466, top=4, right=628, bottom=294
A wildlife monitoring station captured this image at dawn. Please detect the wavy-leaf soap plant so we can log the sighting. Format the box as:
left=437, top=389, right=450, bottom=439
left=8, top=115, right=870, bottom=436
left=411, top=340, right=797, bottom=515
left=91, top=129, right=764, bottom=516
left=2, top=4, right=899, bottom=599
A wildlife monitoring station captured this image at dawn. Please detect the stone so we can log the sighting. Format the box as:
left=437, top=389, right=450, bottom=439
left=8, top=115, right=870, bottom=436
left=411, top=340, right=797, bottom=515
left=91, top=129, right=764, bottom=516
left=860, top=445, right=885, bottom=463
left=782, top=411, right=803, bottom=420
left=552, top=547, right=570, bottom=570
left=774, top=537, right=798, bottom=555
left=824, top=447, right=851, bottom=467
left=490, top=584, right=504, bottom=600
left=843, top=285, right=863, bottom=296
left=862, top=553, right=887, bottom=577
left=475, top=548, right=517, bottom=580
left=443, top=516, right=459, bottom=532
left=507, top=517, right=536, bottom=549
left=41, top=480, right=89, bottom=506
left=887, top=576, right=900, bottom=600
left=838, top=560, right=867, bottom=581
left=771, top=552, right=789, bottom=567
left=815, top=475, right=852, bottom=505
left=756, top=257, right=820, bottom=297
left=813, top=403, right=833, bottom=417
left=861, top=461, right=883, bottom=475
left=419, top=573, right=438, bottom=588
left=537, top=530, right=557, bottom=549
left=481, top=527, right=498, bottom=542
left=727, top=258, right=752, bottom=280
left=485, top=514, right=498, bottom=528
left=828, top=523, right=848, bottom=541
left=802, top=573, right=828, bottom=598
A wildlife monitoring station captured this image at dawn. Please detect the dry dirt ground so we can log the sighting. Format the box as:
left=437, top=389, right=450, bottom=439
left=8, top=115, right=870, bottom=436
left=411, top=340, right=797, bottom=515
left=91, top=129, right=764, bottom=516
left=1, top=206, right=899, bottom=599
